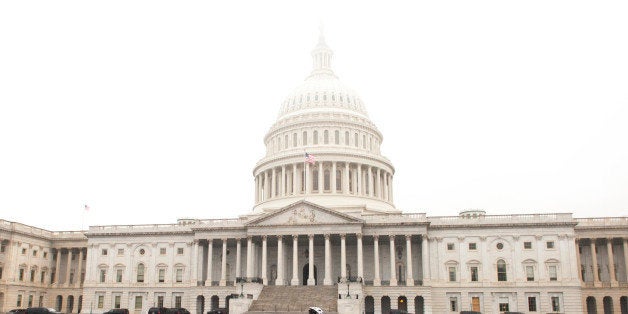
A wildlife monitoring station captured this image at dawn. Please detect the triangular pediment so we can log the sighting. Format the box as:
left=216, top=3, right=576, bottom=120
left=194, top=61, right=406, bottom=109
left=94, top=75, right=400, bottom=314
left=246, top=201, right=363, bottom=226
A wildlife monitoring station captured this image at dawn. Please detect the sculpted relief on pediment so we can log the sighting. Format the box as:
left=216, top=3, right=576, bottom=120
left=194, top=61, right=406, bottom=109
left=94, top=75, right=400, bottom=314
left=249, top=202, right=361, bottom=226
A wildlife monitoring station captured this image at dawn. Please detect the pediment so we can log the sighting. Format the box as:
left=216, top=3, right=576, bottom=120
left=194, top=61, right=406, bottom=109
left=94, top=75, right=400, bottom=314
left=247, top=201, right=363, bottom=226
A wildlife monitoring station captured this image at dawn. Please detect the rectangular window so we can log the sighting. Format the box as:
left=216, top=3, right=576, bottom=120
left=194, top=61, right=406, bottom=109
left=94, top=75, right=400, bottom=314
left=22, top=248, right=27, bottom=254
left=98, top=296, right=104, bottom=308
left=176, top=268, right=183, bottom=283
left=28, top=295, right=33, bottom=308
left=116, top=269, right=123, bottom=283
left=43, top=252, right=48, bottom=258
left=499, top=303, right=509, bottom=312
left=0, top=242, right=6, bottom=252
left=69, top=272, right=74, bottom=284
left=30, top=269, right=35, bottom=282
left=468, top=243, right=477, bottom=250
left=177, top=247, right=184, bottom=255
left=39, top=296, right=44, bottom=307
left=100, top=269, right=106, bottom=283
left=470, top=266, right=478, bottom=282
left=448, top=267, right=456, bottom=282
left=135, top=296, right=142, bottom=309
left=41, top=271, right=45, bottom=283
left=549, top=265, right=558, bottom=281
left=157, top=296, right=164, bottom=308
left=175, top=296, right=182, bottom=308
left=447, top=243, right=454, bottom=250
left=159, top=269, right=165, bottom=283
left=102, top=249, right=108, bottom=256
left=546, top=241, right=555, bottom=249
left=117, top=248, right=124, bottom=255
left=114, top=296, right=121, bottom=309
left=160, top=247, right=167, bottom=255
left=526, top=266, right=535, bottom=281
left=33, top=250, right=37, bottom=257
left=17, top=295, right=22, bottom=307
left=551, top=296, right=560, bottom=311
left=528, top=296, right=537, bottom=311
left=524, top=241, right=532, bottom=249
left=449, top=297, right=457, bottom=311
left=19, top=268, right=24, bottom=281
left=0, top=267, right=2, bottom=279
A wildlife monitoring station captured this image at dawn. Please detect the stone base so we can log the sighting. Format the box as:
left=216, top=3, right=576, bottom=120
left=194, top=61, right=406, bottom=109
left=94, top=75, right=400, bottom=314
left=291, top=278, right=300, bottom=285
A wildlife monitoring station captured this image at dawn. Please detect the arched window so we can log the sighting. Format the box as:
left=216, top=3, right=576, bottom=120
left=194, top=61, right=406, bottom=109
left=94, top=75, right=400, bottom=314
left=334, top=130, right=340, bottom=144
left=284, top=135, right=288, bottom=149
left=354, top=133, right=358, bottom=147
left=313, top=131, right=318, bottom=145
left=336, top=170, right=342, bottom=191
left=293, top=133, right=297, bottom=147
left=345, top=131, right=349, bottom=146
left=303, top=131, right=308, bottom=146
left=324, top=130, right=329, bottom=144
left=324, top=170, right=330, bottom=191
left=312, top=170, right=319, bottom=191
left=137, top=264, right=145, bottom=283
left=497, top=259, right=507, bottom=281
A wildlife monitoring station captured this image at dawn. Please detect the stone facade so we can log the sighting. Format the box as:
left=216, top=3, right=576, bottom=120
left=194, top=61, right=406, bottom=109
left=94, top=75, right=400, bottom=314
left=1, top=33, right=628, bottom=314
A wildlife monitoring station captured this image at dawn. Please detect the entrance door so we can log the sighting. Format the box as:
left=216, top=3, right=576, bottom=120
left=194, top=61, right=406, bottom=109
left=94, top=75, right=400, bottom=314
left=302, top=264, right=317, bottom=285
left=471, top=297, right=480, bottom=311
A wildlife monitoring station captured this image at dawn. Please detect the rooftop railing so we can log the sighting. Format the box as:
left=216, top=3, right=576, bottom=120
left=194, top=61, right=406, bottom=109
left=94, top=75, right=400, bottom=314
left=575, top=217, right=628, bottom=227
left=428, top=213, right=573, bottom=226
left=361, top=213, right=427, bottom=222
left=0, top=219, right=86, bottom=239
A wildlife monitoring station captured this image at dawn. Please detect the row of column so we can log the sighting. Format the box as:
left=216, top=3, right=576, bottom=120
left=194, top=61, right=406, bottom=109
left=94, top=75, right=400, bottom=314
left=576, top=237, right=628, bottom=284
left=53, top=248, right=85, bottom=287
left=196, top=234, right=427, bottom=287
left=255, top=162, right=393, bottom=203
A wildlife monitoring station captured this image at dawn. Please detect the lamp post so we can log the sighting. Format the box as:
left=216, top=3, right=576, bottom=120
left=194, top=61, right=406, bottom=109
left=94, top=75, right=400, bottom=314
left=346, top=280, right=350, bottom=298
left=240, top=281, right=244, bottom=298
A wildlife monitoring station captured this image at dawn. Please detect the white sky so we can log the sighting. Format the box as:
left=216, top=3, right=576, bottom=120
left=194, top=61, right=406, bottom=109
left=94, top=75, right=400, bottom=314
left=1, top=1, right=627, bottom=231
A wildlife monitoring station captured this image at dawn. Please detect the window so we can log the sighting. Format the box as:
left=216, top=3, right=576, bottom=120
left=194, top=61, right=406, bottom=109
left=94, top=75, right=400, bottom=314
left=324, top=170, right=330, bottom=190
left=114, top=295, right=121, bottom=309
left=448, top=267, right=457, bottom=282
left=19, top=268, right=24, bottom=281
left=324, top=130, right=329, bottom=144
left=336, top=170, right=342, bottom=191
left=0, top=267, right=3, bottom=279
left=0, top=242, right=6, bottom=252
left=548, top=265, right=558, bottom=281
left=293, top=133, right=297, bottom=147
left=160, top=247, right=166, bottom=255
left=98, top=295, right=104, bottom=308
left=139, top=248, right=145, bottom=255
left=313, top=131, right=318, bottom=145
left=354, top=133, right=358, bottom=147
left=496, top=242, right=504, bottom=250
left=22, top=248, right=27, bottom=254
left=116, top=269, right=123, bottom=283
left=33, top=250, right=37, bottom=257
left=135, top=296, right=142, bottom=309
left=546, top=241, right=555, bottom=249
left=30, top=269, right=35, bottom=282
left=470, top=266, right=479, bottom=282
left=137, top=264, right=145, bottom=283
left=284, top=135, right=288, bottom=149
left=176, top=268, right=183, bottom=283
left=177, top=248, right=184, bottom=255
left=117, top=248, right=124, bottom=255
left=345, top=131, right=349, bottom=145
left=526, top=266, right=535, bottom=281
left=303, top=131, right=308, bottom=145
left=499, top=302, right=509, bottom=312
left=497, top=259, right=507, bottom=281
left=468, top=243, right=477, bottom=250
left=551, top=296, right=560, bottom=312
left=175, top=296, right=182, bottom=308
left=447, top=243, right=454, bottom=250
left=159, top=269, right=165, bottom=283
left=17, top=295, right=22, bottom=307
left=102, top=249, right=108, bottom=256
left=334, top=130, right=339, bottom=144
left=528, top=297, right=537, bottom=311
left=362, top=135, right=366, bottom=148
left=70, top=272, right=74, bottom=284
left=157, top=296, right=164, bottom=308
left=524, top=241, right=532, bottom=249
left=40, top=271, right=45, bottom=283
left=28, top=295, right=33, bottom=307
left=43, top=252, right=47, bottom=258
left=100, top=269, right=106, bottom=283
left=449, top=297, right=458, bottom=311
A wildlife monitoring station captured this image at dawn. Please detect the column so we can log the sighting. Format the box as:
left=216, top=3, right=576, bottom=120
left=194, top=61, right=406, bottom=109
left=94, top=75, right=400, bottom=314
left=276, top=236, right=284, bottom=285
left=220, top=239, right=227, bottom=286
left=383, top=171, right=388, bottom=201
left=373, top=236, right=381, bottom=286
left=263, top=171, right=269, bottom=200
left=254, top=176, right=259, bottom=202
left=292, top=163, right=298, bottom=195
left=591, top=239, right=599, bottom=284
left=65, top=249, right=73, bottom=287
left=344, top=163, right=350, bottom=194
left=281, top=165, right=286, bottom=196
left=54, top=248, right=61, bottom=285
left=291, top=235, right=299, bottom=285
left=607, top=238, right=617, bottom=284
left=235, top=238, right=242, bottom=282
left=623, top=238, right=628, bottom=282
left=331, top=162, right=337, bottom=193
left=575, top=238, right=583, bottom=281
left=422, top=235, right=430, bottom=284
left=406, top=235, right=414, bottom=286
left=191, top=240, right=199, bottom=285
left=376, top=168, right=381, bottom=198
left=246, top=237, right=253, bottom=278
left=389, top=174, right=394, bottom=202
left=324, top=234, right=332, bottom=285
left=308, top=234, right=315, bottom=285
left=261, top=236, right=267, bottom=285
left=271, top=168, right=277, bottom=198
left=318, top=162, right=324, bottom=194
left=389, top=235, right=397, bottom=286
left=305, top=163, right=310, bottom=193
left=356, top=164, right=362, bottom=195
left=357, top=234, right=363, bottom=280
left=76, top=249, right=84, bottom=286
left=205, top=240, right=213, bottom=286
left=367, top=166, right=373, bottom=197
left=340, top=234, right=347, bottom=279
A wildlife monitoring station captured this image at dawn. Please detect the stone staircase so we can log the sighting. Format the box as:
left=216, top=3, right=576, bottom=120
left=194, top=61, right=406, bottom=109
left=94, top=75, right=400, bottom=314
left=246, top=285, right=338, bottom=313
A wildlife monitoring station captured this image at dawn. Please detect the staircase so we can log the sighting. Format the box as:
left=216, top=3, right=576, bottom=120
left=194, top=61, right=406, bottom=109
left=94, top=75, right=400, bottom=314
left=246, top=285, right=338, bottom=313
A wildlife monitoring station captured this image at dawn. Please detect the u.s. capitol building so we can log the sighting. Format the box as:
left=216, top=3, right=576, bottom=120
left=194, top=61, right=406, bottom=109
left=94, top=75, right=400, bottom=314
left=1, top=33, right=627, bottom=314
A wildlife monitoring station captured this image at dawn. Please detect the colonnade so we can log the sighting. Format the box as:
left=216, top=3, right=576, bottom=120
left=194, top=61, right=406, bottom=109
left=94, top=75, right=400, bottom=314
left=254, top=162, right=393, bottom=203
left=576, top=237, right=628, bottom=284
left=194, top=234, right=427, bottom=287
left=52, top=248, right=86, bottom=287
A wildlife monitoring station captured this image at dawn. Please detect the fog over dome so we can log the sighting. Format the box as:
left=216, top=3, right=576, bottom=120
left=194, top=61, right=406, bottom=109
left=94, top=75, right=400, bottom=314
left=252, top=31, right=397, bottom=215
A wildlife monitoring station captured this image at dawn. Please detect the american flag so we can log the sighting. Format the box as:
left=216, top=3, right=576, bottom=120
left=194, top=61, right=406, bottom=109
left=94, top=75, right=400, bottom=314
left=305, top=152, right=316, bottom=164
